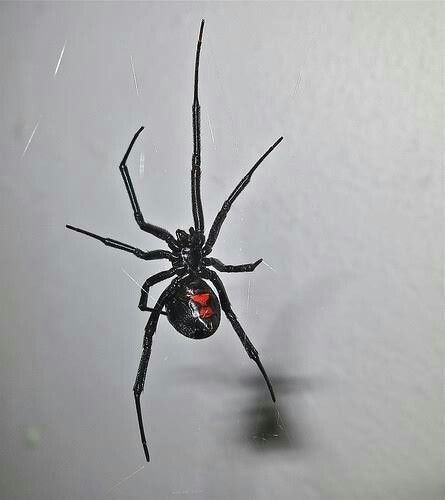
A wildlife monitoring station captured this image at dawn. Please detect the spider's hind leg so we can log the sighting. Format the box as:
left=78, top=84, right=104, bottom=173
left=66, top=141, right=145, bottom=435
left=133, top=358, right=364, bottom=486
left=202, top=269, right=276, bottom=402
left=138, top=268, right=177, bottom=313
left=133, top=275, right=188, bottom=462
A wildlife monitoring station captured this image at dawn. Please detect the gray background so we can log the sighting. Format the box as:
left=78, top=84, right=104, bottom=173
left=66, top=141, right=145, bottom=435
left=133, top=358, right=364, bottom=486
left=0, top=2, right=443, bottom=499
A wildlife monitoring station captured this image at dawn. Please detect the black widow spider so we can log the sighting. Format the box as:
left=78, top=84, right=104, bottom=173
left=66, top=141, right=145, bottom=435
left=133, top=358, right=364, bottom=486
left=66, top=20, right=283, bottom=462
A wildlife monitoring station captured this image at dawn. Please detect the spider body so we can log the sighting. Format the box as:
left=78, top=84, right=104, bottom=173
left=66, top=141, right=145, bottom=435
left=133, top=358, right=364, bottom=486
left=66, top=20, right=283, bottom=462
left=166, top=277, right=221, bottom=339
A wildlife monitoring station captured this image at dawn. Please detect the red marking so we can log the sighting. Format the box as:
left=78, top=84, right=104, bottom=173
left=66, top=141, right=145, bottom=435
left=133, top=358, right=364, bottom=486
left=191, top=293, right=210, bottom=306
left=191, top=293, right=214, bottom=318
left=199, top=306, right=214, bottom=318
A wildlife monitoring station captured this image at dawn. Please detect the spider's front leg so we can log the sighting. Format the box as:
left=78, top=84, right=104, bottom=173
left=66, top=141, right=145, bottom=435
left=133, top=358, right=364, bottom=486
left=202, top=269, right=276, bottom=402
left=191, top=20, right=205, bottom=232
left=203, top=137, right=283, bottom=255
left=204, top=257, right=263, bottom=273
left=119, top=127, right=179, bottom=250
left=133, top=275, right=188, bottom=462
left=65, top=225, right=174, bottom=262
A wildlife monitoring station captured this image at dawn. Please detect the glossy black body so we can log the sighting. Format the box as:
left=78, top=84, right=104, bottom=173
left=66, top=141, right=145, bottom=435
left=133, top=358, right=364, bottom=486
left=66, top=20, right=283, bottom=462
left=166, top=278, right=221, bottom=339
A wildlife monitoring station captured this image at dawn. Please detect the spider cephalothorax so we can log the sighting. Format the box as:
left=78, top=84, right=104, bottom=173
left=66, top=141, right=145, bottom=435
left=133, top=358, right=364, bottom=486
left=66, top=20, right=283, bottom=462
left=174, top=227, right=205, bottom=272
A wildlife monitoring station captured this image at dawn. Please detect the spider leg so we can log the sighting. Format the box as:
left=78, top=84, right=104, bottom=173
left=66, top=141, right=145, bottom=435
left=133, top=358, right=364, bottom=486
left=119, top=127, right=178, bottom=250
left=138, top=268, right=178, bottom=313
left=66, top=224, right=173, bottom=261
left=203, top=137, right=283, bottom=255
left=191, top=20, right=205, bottom=232
left=133, top=275, right=188, bottom=461
left=204, top=257, right=262, bottom=273
left=202, top=269, right=276, bottom=402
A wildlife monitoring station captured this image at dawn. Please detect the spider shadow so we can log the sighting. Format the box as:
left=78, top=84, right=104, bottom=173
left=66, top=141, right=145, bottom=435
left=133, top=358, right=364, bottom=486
left=237, top=271, right=352, bottom=454
left=171, top=272, right=349, bottom=455
left=233, top=370, right=320, bottom=454
left=171, top=306, right=320, bottom=455
left=228, top=291, right=328, bottom=454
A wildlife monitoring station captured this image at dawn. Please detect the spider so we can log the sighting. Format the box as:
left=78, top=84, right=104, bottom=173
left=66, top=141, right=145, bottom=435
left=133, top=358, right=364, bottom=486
left=66, top=20, right=283, bottom=462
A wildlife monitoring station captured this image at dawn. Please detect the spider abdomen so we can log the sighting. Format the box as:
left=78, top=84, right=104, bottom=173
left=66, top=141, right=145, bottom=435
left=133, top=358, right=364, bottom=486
left=165, top=278, right=221, bottom=339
